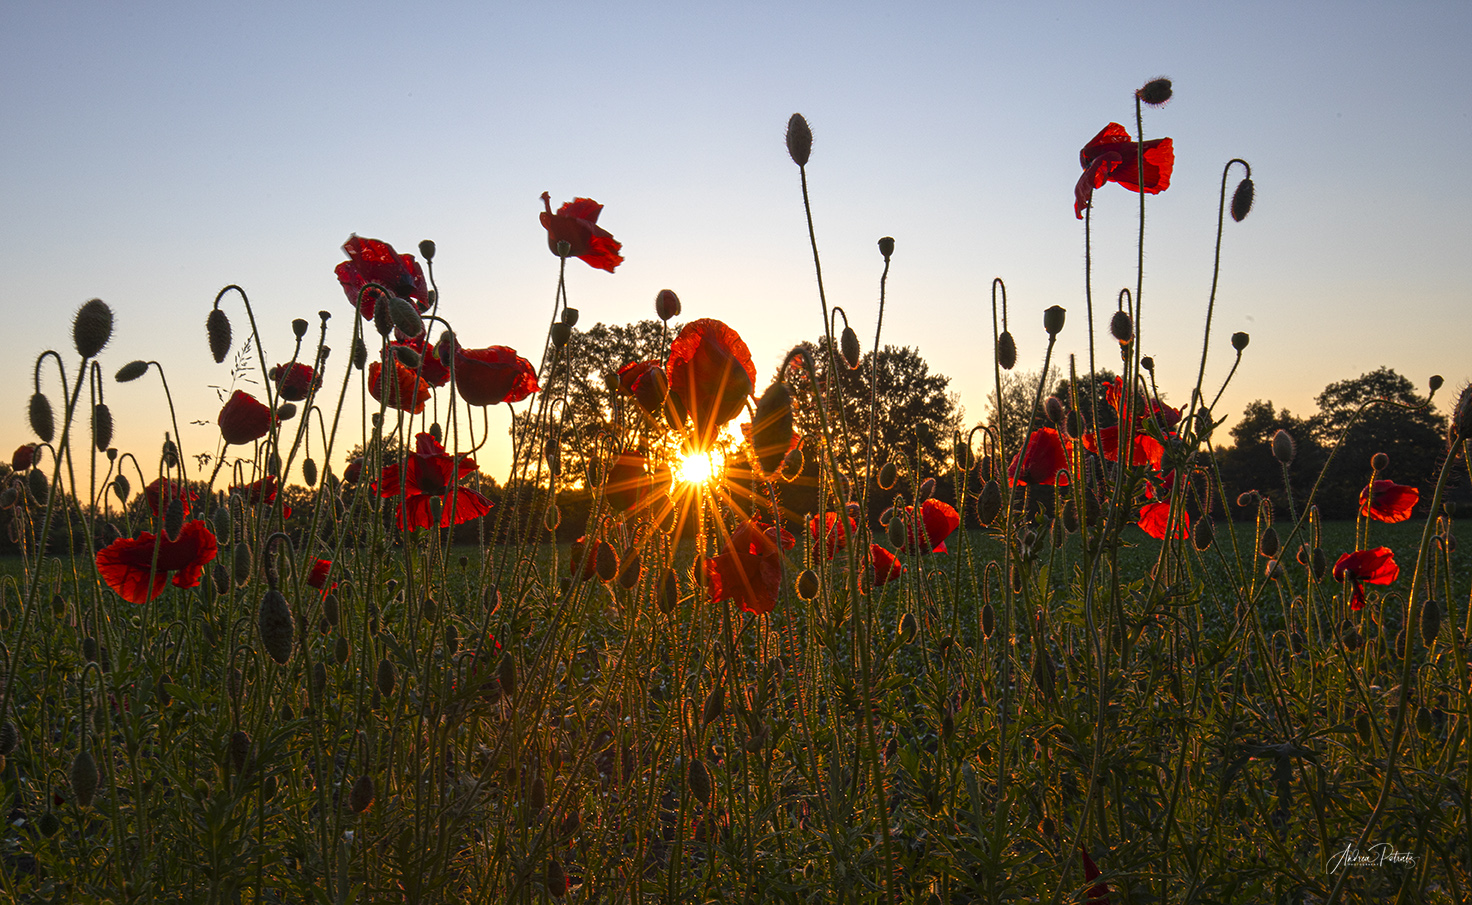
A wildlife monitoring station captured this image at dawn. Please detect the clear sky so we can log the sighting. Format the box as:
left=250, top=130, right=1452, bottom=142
left=4, top=1, right=1469, bottom=485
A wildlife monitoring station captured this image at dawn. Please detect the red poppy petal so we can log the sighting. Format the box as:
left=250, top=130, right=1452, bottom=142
left=558, top=198, right=605, bottom=222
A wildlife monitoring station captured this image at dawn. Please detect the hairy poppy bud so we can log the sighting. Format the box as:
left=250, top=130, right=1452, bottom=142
left=976, top=480, right=1002, bottom=526
left=73, top=299, right=114, bottom=359
left=878, top=236, right=894, bottom=261
left=258, top=589, right=294, bottom=665
left=617, top=549, right=642, bottom=589
left=1193, top=516, right=1214, bottom=551
left=376, top=658, right=396, bottom=697
left=1259, top=527, right=1280, bottom=559
left=1137, top=77, right=1173, bottom=106
left=898, top=612, right=917, bottom=644
left=388, top=296, right=424, bottom=337
left=785, top=113, right=812, bottom=166
left=1371, top=452, right=1389, bottom=472
left=878, top=461, right=898, bottom=490
left=1109, top=310, right=1133, bottom=344
left=333, top=634, right=350, bottom=665
left=546, top=858, right=567, bottom=898
left=302, top=458, right=318, bottom=486
left=1420, top=598, right=1442, bottom=645
left=659, top=569, right=678, bottom=615
left=688, top=757, right=713, bottom=804
left=1311, top=547, right=1328, bottom=580
left=229, top=729, right=251, bottom=773
left=1229, top=177, right=1255, bottom=222
left=372, top=293, right=394, bottom=337
left=116, top=360, right=149, bottom=383
left=596, top=541, right=618, bottom=582
left=997, top=331, right=1017, bottom=370
left=1042, top=305, right=1066, bottom=336
left=28, top=393, right=54, bottom=442
left=418, top=238, right=436, bottom=261
left=276, top=402, right=297, bottom=421
left=840, top=326, right=861, bottom=369
left=886, top=512, right=907, bottom=547
left=71, top=749, right=99, bottom=808
left=1044, top=396, right=1064, bottom=424
left=703, top=684, right=725, bottom=726
left=350, top=774, right=375, bottom=813
left=0, top=722, right=15, bottom=756
left=1231, top=332, right=1250, bottom=352
left=1425, top=374, right=1443, bottom=396
left=206, top=308, right=233, bottom=363
left=163, top=498, right=184, bottom=542
left=918, top=477, right=935, bottom=502
left=28, top=470, right=48, bottom=505
left=1141, top=356, right=1155, bottom=373
left=92, top=403, right=113, bottom=452
left=1272, top=429, right=1295, bottom=465
left=655, top=289, right=681, bottom=322
left=981, top=603, right=995, bottom=638
left=550, top=322, right=571, bottom=349
left=351, top=337, right=367, bottom=370
left=796, top=569, right=820, bottom=600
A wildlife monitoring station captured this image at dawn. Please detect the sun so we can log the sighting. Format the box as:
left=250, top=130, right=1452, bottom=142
left=675, top=449, right=724, bottom=486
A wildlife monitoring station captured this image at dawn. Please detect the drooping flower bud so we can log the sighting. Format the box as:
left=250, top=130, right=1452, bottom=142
left=164, top=499, right=185, bottom=542
left=1137, top=77, right=1173, bottom=106
left=1230, top=178, right=1255, bottom=222
left=785, top=113, right=812, bottom=166
left=73, top=299, right=114, bottom=359
left=258, top=589, right=294, bottom=664
left=840, top=326, right=861, bottom=369
left=351, top=337, right=367, bottom=370
left=752, top=382, right=794, bottom=475
left=28, top=393, right=54, bottom=442
left=997, top=331, right=1017, bottom=370
left=655, top=289, right=681, bottom=322
left=302, top=458, right=318, bottom=486
left=1193, top=516, right=1214, bottom=551
left=688, top=757, right=713, bottom=804
left=70, top=749, right=99, bottom=808
left=229, top=729, right=251, bottom=773
left=388, top=296, right=425, bottom=337
left=796, top=569, right=819, bottom=600
left=92, top=403, right=113, bottom=452
left=898, top=612, right=917, bottom=644
left=878, top=461, right=898, bottom=490
left=376, top=657, right=396, bottom=696
left=206, top=308, right=233, bottom=364
left=976, top=480, right=1002, bottom=526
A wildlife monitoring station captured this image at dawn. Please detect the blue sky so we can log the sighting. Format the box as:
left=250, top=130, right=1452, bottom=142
left=4, top=1, right=1469, bottom=482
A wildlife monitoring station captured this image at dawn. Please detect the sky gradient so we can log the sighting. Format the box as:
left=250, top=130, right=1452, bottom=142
left=4, top=2, right=1469, bottom=485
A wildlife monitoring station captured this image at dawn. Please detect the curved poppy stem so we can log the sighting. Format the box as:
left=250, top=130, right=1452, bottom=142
left=1189, top=159, right=1252, bottom=429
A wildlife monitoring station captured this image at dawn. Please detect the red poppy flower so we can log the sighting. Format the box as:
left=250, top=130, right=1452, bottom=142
left=1082, top=426, right=1165, bottom=469
left=604, top=452, right=661, bottom=512
left=869, top=544, right=904, bottom=586
left=809, top=512, right=858, bottom=560
left=232, top=476, right=292, bottom=518
left=306, top=559, right=332, bottom=589
left=1075, top=122, right=1174, bottom=219
left=667, top=319, right=756, bottom=447
left=268, top=362, right=322, bottom=402
left=452, top=345, right=539, bottom=406
left=368, top=359, right=431, bottom=414
left=219, top=390, right=272, bottom=445
left=539, top=193, right=623, bottom=272
left=1332, top=547, right=1400, bottom=611
left=391, top=335, right=450, bottom=387
left=144, top=478, right=197, bottom=519
left=1103, top=377, right=1181, bottom=429
left=1080, top=848, right=1111, bottom=905
left=617, top=360, right=671, bottom=417
left=343, top=458, right=364, bottom=485
left=1137, top=501, right=1189, bottom=539
left=1359, top=480, right=1419, bottom=524
left=335, top=235, right=429, bottom=319
left=10, top=444, right=36, bottom=472
left=95, top=520, right=219, bottom=605
left=378, top=432, right=493, bottom=530
left=901, top=499, right=961, bottom=554
left=705, top=519, right=795, bottom=616
left=1008, top=428, right=1070, bottom=486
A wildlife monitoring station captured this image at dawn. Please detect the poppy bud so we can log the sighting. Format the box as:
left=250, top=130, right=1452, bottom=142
left=1137, top=77, right=1173, bottom=106
left=162, top=437, right=179, bottom=468
left=351, top=337, right=367, bottom=370
left=543, top=504, right=560, bottom=531
left=878, top=462, right=898, bottom=490
left=11, top=444, right=36, bottom=472
left=376, top=657, right=396, bottom=697
left=0, top=487, right=15, bottom=510
left=1272, top=429, right=1296, bottom=465
left=997, top=331, right=1017, bottom=370
left=1311, top=547, right=1328, bottom=581
left=654, top=289, right=682, bottom=322
left=28, top=393, right=54, bottom=442
left=840, top=326, right=861, bottom=369
left=617, top=549, right=642, bottom=589
left=92, top=403, right=113, bottom=452
left=28, top=470, right=48, bottom=505
left=206, top=308, right=233, bottom=363
left=372, top=294, right=394, bottom=337
left=1042, top=305, right=1066, bottom=336
left=596, top=541, right=618, bottom=582
left=1419, top=598, right=1442, bottom=646
left=688, top=757, right=713, bottom=804
left=785, top=113, right=812, bottom=166
left=545, top=858, right=567, bottom=898
left=71, top=749, right=99, bottom=808
left=258, top=589, right=294, bottom=665
left=1231, top=332, right=1250, bottom=352
left=1371, top=452, right=1389, bottom=472
left=1044, top=396, right=1064, bottom=424
left=976, top=481, right=1002, bottom=526
left=1222, top=176, right=1255, bottom=223
left=0, top=722, right=15, bottom=756
left=350, top=774, right=375, bottom=813
left=276, top=402, right=297, bottom=421
left=73, top=298, right=114, bottom=359
left=163, top=498, right=185, bottom=542
left=114, top=360, right=149, bottom=384
left=1109, top=310, right=1134, bottom=344
left=229, top=729, right=251, bottom=773
left=659, top=569, right=678, bottom=615
left=886, top=512, right=907, bottom=547
left=388, top=297, right=424, bottom=337
left=878, top=236, right=894, bottom=261
left=981, top=603, right=995, bottom=638
left=796, top=569, right=819, bottom=600
left=1453, top=386, right=1472, bottom=445
left=898, top=612, right=917, bottom=644
left=302, top=458, right=318, bottom=486
left=1193, top=516, right=1214, bottom=551
left=702, top=684, right=725, bottom=726
left=918, top=477, right=935, bottom=502
left=550, top=322, right=571, bottom=349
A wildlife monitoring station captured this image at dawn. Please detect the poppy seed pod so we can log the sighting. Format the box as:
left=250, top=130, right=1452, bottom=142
left=1137, top=77, right=1173, bottom=106
left=376, top=658, right=396, bottom=697
left=1042, top=305, right=1066, bottom=336
left=1231, top=178, right=1255, bottom=222
left=116, top=360, right=149, bottom=382
left=92, top=403, right=113, bottom=452
left=1109, top=310, right=1134, bottom=344
left=1371, top=452, right=1389, bottom=472
left=878, top=236, right=895, bottom=261
left=350, top=774, right=375, bottom=813
left=560, top=307, right=579, bottom=327
left=654, top=289, right=681, bottom=322
left=1272, top=429, right=1296, bottom=465
left=1231, top=331, right=1250, bottom=352
left=28, top=393, right=55, bottom=442
left=71, top=749, right=99, bottom=808
left=206, top=308, right=233, bottom=363
left=840, top=326, right=861, bottom=369
left=997, top=331, right=1017, bottom=370
left=1141, top=356, right=1155, bottom=373
left=289, top=318, right=309, bottom=340
left=785, top=113, right=812, bottom=166
left=550, top=322, right=571, bottom=349
left=73, top=299, right=114, bottom=359
left=258, top=589, right=294, bottom=665
left=416, top=238, right=436, bottom=261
